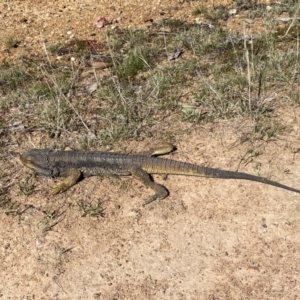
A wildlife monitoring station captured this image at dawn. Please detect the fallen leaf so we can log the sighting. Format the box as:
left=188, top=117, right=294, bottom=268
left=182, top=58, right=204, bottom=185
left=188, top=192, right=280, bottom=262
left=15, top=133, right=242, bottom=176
left=87, top=82, right=98, bottom=95
left=92, top=61, right=113, bottom=69
left=168, top=50, right=183, bottom=61
left=93, top=17, right=108, bottom=29
left=277, top=17, right=300, bottom=22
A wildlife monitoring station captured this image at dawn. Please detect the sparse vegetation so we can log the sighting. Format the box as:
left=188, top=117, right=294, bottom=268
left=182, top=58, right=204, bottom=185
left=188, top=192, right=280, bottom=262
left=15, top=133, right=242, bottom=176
left=202, top=5, right=230, bottom=22
left=0, top=187, right=22, bottom=216
left=18, top=172, right=35, bottom=196
left=41, top=207, right=63, bottom=232
left=0, top=63, right=34, bottom=93
left=77, top=199, right=106, bottom=217
left=0, top=2, right=299, bottom=154
left=4, top=35, right=20, bottom=49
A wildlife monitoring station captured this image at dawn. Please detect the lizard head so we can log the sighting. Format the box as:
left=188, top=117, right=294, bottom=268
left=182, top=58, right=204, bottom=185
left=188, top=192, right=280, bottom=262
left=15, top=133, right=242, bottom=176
left=20, top=149, right=52, bottom=177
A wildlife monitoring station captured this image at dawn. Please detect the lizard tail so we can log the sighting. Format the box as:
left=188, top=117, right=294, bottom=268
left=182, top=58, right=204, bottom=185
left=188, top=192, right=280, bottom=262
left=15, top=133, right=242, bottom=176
left=197, top=164, right=300, bottom=194
left=145, top=157, right=300, bottom=194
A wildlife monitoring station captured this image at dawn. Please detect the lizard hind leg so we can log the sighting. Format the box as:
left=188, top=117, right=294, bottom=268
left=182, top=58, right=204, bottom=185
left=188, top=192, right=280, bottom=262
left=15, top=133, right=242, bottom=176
left=130, top=166, right=169, bottom=205
left=138, top=143, right=175, bottom=157
left=52, top=168, right=82, bottom=195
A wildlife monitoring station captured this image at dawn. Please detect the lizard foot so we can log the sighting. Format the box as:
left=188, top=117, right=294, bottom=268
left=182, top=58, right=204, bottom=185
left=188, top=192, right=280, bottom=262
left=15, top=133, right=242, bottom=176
left=130, top=166, right=169, bottom=205
left=52, top=168, right=81, bottom=194
left=138, top=143, right=175, bottom=157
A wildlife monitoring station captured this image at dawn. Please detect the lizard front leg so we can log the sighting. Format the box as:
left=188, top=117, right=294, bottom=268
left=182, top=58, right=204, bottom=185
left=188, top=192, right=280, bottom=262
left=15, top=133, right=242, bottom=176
left=52, top=168, right=82, bottom=195
left=130, top=166, right=169, bottom=205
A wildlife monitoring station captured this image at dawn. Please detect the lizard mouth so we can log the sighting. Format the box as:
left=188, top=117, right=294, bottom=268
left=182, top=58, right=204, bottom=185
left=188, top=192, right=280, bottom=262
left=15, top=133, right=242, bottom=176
left=20, top=156, right=47, bottom=175
left=20, top=155, right=35, bottom=169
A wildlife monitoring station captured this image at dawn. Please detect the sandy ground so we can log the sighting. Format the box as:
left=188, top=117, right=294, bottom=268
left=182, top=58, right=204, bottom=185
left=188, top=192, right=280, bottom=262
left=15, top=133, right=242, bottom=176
left=1, top=0, right=300, bottom=299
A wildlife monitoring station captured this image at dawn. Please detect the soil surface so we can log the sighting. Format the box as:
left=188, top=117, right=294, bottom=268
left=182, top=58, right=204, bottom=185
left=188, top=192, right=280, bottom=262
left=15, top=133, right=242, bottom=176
left=2, top=1, right=300, bottom=299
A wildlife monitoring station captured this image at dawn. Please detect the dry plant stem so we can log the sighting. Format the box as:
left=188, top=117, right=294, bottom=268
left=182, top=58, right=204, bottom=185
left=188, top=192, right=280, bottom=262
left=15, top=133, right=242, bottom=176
left=283, top=2, right=300, bottom=38
left=244, top=22, right=251, bottom=114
